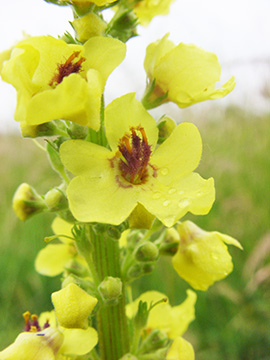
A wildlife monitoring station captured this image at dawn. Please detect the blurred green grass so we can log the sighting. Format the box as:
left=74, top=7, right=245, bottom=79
left=0, top=107, right=270, bottom=358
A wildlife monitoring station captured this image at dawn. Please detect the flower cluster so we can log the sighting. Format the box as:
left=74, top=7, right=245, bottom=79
left=0, top=1, right=241, bottom=360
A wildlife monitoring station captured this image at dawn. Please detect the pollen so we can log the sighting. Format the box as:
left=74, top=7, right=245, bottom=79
left=49, top=51, right=86, bottom=87
left=118, top=126, right=152, bottom=185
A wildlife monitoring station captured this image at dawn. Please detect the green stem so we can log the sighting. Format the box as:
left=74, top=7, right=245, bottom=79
left=91, top=229, right=130, bottom=360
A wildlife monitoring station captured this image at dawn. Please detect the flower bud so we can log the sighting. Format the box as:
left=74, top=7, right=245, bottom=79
left=140, top=329, right=169, bottom=354
left=73, top=12, right=107, bottom=43
left=13, top=183, right=47, bottom=221
left=45, top=187, right=68, bottom=211
left=160, top=227, right=180, bottom=255
left=157, top=116, right=176, bottom=143
left=98, top=276, right=122, bottom=304
left=135, top=242, right=159, bottom=262
left=51, top=283, right=98, bottom=329
left=20, top=121, right=59, bottom=138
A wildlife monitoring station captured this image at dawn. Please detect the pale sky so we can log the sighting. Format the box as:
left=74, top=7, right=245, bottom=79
left=0, top=0, right=270, bottom=132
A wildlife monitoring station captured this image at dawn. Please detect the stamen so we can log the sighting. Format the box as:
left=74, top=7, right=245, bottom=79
left=49, top=51, right=86, bottom=87
left=117, top=125, right=152, bottom=185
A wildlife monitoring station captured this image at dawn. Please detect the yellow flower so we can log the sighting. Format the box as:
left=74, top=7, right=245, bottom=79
left=1, top=36, right=126, bottom=129
left=126, top=289, right=196, bottom=338
left=172, top=221, right=243, bottom=291
left=51, top=283, right=98, bottom=329
left=35, top=217, right=88, bottom=277
left=166, top=336, right=195, bottom=360
left=143, top=34, right=235, bottom=108
left=0, top=310, right=98, bottom=359
left=132, top=0, right=175, bottom=26
left=39, top=311, right=98, bottom=357
left=60, top=93, right=215, bottom=227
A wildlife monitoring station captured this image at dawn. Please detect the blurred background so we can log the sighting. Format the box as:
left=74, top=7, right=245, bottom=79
left=0, top=0, right=270, bottom=359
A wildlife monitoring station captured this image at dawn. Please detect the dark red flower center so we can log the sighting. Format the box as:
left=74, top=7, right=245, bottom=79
left=117, top=126, right=152, bottom=185
left=49, top=51, right=86, bottom=87
left=23, top=311, right=50, bottom=332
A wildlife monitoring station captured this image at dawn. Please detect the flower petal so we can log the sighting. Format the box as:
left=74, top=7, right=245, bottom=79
left=35, top=244, right=74, bottom=276
left=51, top=283, right=98, bottom=329
left=60, top=139, right=111, bottom=176
left=169, top=290, right=196, bottom=338
left=151, top=122, right=202, bottom=182
left=83, top=36, right=126, bottom=89
left=166, top=336, right=195, bottom=360
left=172, top=221, right=239, bottom=290
left=25, top=72, right=102, bottom=129
left=51, top=217, right=74, bottom=245
left=105, top=93, right=158, bottom=152
left=66, top=173, right=139, bottom=224
left=60, top=327, right=98, bottom=356
left=140, top=173, right=215, bottom=227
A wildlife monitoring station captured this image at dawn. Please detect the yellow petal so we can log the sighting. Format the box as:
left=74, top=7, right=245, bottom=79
left=169, top=290, right=196, bottom=338
left=83, top=36, right=126, bottom=89
left=134, top=0, right=175, bottom=26
left=145, top=36, right=235, bottom=107
left=60, top=139, right=111, bottom=176
left=66, top=172, right=139, bottom=224
left=151, top=122, right=202, bottom=182
left=35, top=244, right=74, bottom=277
left=144, top=33, right=174, bottom=80
left=172, top=221, right=241, bottom=291
left=51, top=217, right=74, bottom=245
left=25, top=72, right=102, bottom=130
left=104, top=93, right=158, bottom=152
left=166, top=336, right=195, bottom=360
left=0, top=328, right=63, bottom=360
left=60, top=327, right=98, bottom=355
left=140, top=173, right=215, bottom=227
left=126, top=290, right=196, bottom=339
left=128, top=203, right=155, bottom=229
left=51, top=283, right=98, bottom=329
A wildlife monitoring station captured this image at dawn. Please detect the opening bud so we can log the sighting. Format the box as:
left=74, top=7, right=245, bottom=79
left=98, top=276, right=122, bottom=304
left=13, top=183, right=47, bottom=221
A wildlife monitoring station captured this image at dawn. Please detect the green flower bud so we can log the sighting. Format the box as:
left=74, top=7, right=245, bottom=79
left=20, top=121, right=59, bottom=138
left=98, top=276, right=122, bottom=304
left=44, top=187, right=68, bottom=211
left=160, top=227, right=180, bottom=255
left=12, top=183, right=47, bottom=221
left=135, top=242, right=159, bottom=262
left=157, top=115, right=176, bottom=143
left=73, top=12, right=107, bottom=43
left=139, top=329, right=169, bottom=354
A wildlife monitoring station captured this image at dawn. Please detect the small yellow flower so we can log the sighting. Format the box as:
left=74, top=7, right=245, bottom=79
left=0, top=310, right=98, bottom=359
left=1, top=36, right=126, bottom=129
left=0, top=327, right=64, bottom=360
left=144, top=34, right=235, bottom=108
left=132, top=0, right=175, bottom=26
left=172, top=221, right=243, bottom=291
left=39, top=311, right=98, bottom=357
left=51, top=283, right=98, bottom=329
left=166, top=336, right=195, bottom=360
left=60, top=93, right=215, bottom=227
left=35, top=217, right=88, bottom=277
left=126, top=290, right=196, bottom=338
